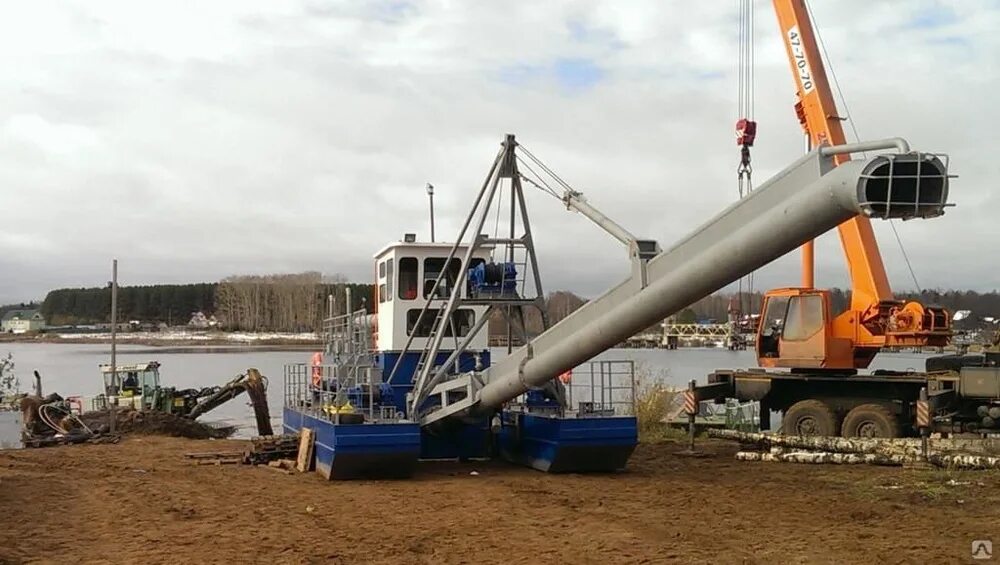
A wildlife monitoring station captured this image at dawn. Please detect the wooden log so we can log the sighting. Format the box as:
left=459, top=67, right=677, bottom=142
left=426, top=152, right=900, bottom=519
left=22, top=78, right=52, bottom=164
left=736, top=450, right=905, bottom=466
left=710, top=429, right=1000, bottom=457
left=928, top=453, right=1000, bottom=470
left=709, top=429, right=922, bottom=458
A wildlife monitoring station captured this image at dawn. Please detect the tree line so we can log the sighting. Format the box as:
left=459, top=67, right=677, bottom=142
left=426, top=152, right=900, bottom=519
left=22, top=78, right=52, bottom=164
left=37, top=276, right=1000, bottom=334
left=41, top=284, right=216, bottom=326
left=39, top=275, right=374, bottom=331
left=213, top=273, right=373, bottom=332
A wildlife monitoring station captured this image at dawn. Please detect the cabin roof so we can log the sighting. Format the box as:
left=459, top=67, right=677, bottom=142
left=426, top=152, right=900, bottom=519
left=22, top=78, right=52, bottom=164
left=373, top=240, right=493, bottom=259
left=98, top=361, right=160, bottom=373
left=1, top=309, right=42, bottom=322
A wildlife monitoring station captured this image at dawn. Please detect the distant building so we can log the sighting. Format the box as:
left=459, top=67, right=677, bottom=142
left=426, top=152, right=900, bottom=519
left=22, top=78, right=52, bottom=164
left=1, top=309, right=46, bottom=334
left=187, top=312, right=219, bottom=329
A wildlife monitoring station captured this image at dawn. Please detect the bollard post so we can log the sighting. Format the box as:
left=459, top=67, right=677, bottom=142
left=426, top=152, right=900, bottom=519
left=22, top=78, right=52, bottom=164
left=918, top=387, right=930, bottom=461
left=686, top=379, right=697, bottom=451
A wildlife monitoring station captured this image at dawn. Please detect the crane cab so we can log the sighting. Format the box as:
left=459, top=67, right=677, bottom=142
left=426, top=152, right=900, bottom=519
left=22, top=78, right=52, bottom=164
left=757, top=288, right=952, bottom=371
left=756, top=289, right=855, bottom=371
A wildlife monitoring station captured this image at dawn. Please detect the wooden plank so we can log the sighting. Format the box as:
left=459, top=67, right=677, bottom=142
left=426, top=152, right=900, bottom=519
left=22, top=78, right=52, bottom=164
left=263, top=464, right=291, bottom=475
left=184, top=451, right=243, bottom=460
left=296, top=428, right=315, bottom=473
left=196, top=458, right=240, bottom=466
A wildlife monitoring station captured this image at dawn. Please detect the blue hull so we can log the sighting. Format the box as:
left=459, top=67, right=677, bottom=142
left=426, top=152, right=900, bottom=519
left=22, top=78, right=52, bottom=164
left=282, top=407, right=420, bottom=480
left=496, top=411, right=638, bottom=473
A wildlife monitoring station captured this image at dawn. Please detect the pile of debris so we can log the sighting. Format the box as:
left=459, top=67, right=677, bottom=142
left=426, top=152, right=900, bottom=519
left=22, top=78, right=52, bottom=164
left=710, top=429, right=1000, bottom=470
left=79, top=408, right=235, bottom=440
left=184, top=434, right=303, bottom=471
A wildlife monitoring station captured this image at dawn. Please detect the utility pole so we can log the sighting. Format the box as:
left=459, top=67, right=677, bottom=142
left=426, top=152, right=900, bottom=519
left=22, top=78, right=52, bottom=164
left=426, top=183, right=435, bottom=242
left=109, top=259, right=118, bottom=434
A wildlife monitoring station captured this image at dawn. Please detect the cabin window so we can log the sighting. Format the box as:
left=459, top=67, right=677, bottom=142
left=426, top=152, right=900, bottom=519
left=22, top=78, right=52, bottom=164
left=760, top=296, right=789, bottom=334
left=398, top=257, right=418, bottom=300
left=377, top=260, right=387, bottom=303
left=782, top=294, right=824, bottom=341
left=423, top=257, right=462, bottom=298
left=385, top=259, right=394, bottom=299
left=406, top=309, right=476, bottom=337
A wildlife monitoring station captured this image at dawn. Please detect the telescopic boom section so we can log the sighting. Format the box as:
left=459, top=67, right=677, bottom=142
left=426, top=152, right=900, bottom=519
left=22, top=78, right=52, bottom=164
left=772, top=0, right=891, bottom=310
left=421, top=141, right=950, bottom=425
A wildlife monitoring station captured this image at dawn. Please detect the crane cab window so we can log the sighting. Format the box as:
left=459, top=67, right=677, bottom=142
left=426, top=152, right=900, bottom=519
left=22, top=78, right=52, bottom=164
left=758, top=295, right=789, bottom=358
left=760, top=296, right=789, bottom=334
left=398, top=257, right=418, bottom=300
left=782, top=294, right=824, bottom=341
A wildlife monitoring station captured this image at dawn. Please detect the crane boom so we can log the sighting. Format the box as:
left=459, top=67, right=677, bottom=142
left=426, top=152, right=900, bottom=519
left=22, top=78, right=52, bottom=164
left=422, top=140, right=949, bottom=426
left=772, top=0, right=891, bottom=310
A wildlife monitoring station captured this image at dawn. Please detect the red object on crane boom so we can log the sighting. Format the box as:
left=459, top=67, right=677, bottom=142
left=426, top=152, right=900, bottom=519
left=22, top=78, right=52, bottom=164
left=736, top=118, right=757, bottom=147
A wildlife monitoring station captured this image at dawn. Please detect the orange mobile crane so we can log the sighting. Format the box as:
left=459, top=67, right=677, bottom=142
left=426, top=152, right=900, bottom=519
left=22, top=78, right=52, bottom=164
left=695, top=1, right=980, bottom=439
left=757, top=0, right=951, bottom=371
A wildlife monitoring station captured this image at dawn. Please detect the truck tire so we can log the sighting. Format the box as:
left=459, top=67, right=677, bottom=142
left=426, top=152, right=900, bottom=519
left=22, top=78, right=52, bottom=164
left=841, top=404, right=901, bottom=439
left=781, top=399, right=839, bottom=437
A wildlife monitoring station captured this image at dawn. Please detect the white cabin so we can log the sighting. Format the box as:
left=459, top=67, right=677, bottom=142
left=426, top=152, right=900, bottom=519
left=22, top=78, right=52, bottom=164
left=373, top=238, right=491, bottom=352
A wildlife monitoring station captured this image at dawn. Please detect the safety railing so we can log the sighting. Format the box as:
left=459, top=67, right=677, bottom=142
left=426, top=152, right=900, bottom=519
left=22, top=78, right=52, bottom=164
left=565, top=360, right=636, bottom=417
left=322, top=309, right=376, bottom=355
left=283, top=363, right=404, bottom=424
left=507, top=359, right=636, bottom=417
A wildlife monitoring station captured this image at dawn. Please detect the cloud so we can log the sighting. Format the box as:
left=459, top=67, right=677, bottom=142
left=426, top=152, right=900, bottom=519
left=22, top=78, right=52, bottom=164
left=0, top=0, right=996, bottom=305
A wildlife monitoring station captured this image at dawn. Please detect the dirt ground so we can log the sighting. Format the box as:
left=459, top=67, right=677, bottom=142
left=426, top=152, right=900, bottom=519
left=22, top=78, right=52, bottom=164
left=0, top=437, right=997, bottom=565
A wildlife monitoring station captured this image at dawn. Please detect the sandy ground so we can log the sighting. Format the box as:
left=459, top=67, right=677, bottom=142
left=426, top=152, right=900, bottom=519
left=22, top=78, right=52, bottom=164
left=0, top=436, right=998, bottom=564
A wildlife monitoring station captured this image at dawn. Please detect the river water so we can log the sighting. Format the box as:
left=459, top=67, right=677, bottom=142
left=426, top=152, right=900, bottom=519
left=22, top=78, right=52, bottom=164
left=0, top=343, right=932, bottom=437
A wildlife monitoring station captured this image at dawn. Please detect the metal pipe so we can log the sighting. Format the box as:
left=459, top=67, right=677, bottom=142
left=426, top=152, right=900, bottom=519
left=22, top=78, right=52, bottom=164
left=563, top=191, right=637, bottom=249
left=475, top=149, right=948, bottom=410
left=109, top=258, right=118, bottom=434
left=345, top=287, right=353, bottom=356
left=426, top=183, right=436, bottom=242
left=819, top=137, right=910, bottom=157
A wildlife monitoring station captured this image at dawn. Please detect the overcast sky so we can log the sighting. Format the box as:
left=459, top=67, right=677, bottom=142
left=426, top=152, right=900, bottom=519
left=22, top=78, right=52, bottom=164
left=1, top=1, right=997, bottom=304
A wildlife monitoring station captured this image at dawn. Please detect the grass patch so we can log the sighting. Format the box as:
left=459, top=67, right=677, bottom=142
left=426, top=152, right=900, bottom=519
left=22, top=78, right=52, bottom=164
left=633, top=365, right=685, bottom=443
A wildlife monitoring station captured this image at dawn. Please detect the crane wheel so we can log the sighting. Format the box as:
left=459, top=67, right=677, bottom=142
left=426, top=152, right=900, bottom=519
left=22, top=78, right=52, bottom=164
left=841, top=404, right=901, bottom=439
left=781, top=399, right=839, bottom=437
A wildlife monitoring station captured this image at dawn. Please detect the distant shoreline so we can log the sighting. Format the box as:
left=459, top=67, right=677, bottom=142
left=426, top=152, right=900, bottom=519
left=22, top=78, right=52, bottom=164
left=0, top=331, right=323, bottom=350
